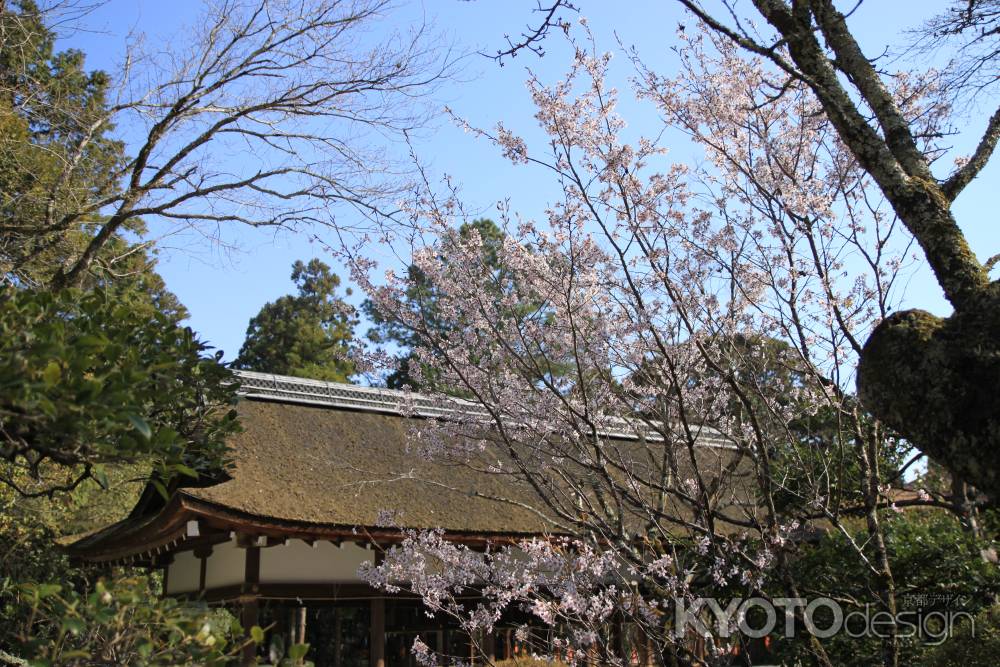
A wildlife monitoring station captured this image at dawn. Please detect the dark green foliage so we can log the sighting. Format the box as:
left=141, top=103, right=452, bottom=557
left=631, top=334, right=909, bottom=517
left=0, top=286, right=239, bottom=497
left=235, top=259, right=358, bottom=383
left=365, top=218, right=508, bottom=391
left=11, top=576, right=238, bottom=666
left=0, top=462, right=148, bottom=657
left=918, top=603, right=1000, bottom=667
left=770, top=510, right=1000, bottom=666
left=0, top=0, right=130, bottom=287
left=364, top=260, right=448, bottom=391
left=1, top=0, right=183, bottom=312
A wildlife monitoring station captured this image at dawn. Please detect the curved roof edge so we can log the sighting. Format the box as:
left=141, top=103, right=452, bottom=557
left=63, top=491, right=555, bottom=565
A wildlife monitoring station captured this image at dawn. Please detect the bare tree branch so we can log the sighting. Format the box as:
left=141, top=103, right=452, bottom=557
left=1, top=0, right=454, bottom=288
left=481, top=0, right=578, bottom=65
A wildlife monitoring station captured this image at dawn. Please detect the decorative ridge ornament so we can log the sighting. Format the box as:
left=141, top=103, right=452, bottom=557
left=233, top=369, right=473, bottom=418
left=232, top=370, right=734, bottom=449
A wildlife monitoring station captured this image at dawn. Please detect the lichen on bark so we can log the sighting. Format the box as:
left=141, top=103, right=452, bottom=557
left=858, top=285, right=1000, bottom=498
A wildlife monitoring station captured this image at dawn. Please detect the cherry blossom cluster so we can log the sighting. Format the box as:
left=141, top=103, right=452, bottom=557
left=348, top=18, right=934, bottom=664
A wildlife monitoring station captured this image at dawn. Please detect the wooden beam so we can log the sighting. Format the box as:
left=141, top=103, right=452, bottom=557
left=69, top=489, right=541, bottom=565
left=195, top=581, right=485, bottom=604
left=240, top=544, right=261, bottom=667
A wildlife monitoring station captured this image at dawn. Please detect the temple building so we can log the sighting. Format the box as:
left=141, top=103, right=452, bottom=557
left=65, top=370, right=745, bottom=666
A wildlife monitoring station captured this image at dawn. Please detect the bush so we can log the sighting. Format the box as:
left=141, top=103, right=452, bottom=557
left=915, top=604, right=1000, bottom=667
left=11, top=576, right=239, bottom=666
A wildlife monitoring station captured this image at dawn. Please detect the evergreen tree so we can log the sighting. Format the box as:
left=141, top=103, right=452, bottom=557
left=235, top=259, right=358, bottom=382
left=0, top=0, right=183, bottom=319
left=365, top=218, right=506, bottom=391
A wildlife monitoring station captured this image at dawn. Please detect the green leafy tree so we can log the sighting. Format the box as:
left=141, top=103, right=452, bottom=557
left=0, top=7, right=243, bottom=662
left=0, top=287, right=239, bottom=498
left=11, top=576, right=239, bottom=666
left=0, top=0, right=184, bottom=322
left=0, top=285, right=241, bottom=661
left=365, top=218, right=510, bottom=391
left=919, top=603, right=1000, bottom=667
left=0, top=0, right=426, bottom=661
left=0, top=0, right=130, bottom=286
left=235, top=259, right=358, bottom=383
left=770, top=510, right=1000, bottom=667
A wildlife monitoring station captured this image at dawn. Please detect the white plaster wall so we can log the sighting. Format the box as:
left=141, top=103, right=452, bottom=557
left=259, top=539, right=373, bottom=583
left=205, top=539, right=245, bottom=589
left=166, top=549, right=200, bottom=594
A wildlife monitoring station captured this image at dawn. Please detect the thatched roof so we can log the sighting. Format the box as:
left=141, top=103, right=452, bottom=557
left=65, top=371, right=750, bottom=563
left=187, top=398, right=556, bottom=534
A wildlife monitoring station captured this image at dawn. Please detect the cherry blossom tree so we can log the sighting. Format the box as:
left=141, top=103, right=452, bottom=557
left=676, top=0, right=1000, bottom=507
left=348, top=21, right=989, bottom=667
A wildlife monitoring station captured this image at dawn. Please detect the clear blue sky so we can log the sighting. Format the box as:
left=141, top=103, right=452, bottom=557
left=59, top=1, right=998, bottom=361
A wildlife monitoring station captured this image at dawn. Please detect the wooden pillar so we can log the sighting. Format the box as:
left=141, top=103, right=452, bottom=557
left=637, top=629, right=649, bottom=667
left=297, top=606, right=307, bottom=647
left=194, top=545, right=213, bottom=593
left=484, top=629, right=496, bottom=663
left=644, top=632, right=655, bottom=667
left=240, top=597, right=260, bottom=666
left=334, top=608, right=343, bottom=667
left=241, top=544, right=261, bottom=666
left=370, top=597, right=385, bottom=667
left=612, top=619, right=626, bottom=664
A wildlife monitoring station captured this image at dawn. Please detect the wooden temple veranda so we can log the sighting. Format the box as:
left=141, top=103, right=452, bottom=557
left=65, top=370, right=746, bottom=666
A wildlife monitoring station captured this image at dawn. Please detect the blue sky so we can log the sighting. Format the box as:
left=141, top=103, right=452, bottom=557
left=60, top=1, right=998, bottom=360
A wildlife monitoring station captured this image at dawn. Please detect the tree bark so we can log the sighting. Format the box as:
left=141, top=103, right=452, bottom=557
left=682, top=0, right=1000, bottom=500
left=858, top=286, right=1000, bottom=498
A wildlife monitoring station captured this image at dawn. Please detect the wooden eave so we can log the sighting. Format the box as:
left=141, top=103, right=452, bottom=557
left=63, top=493, right=195, bottom=565
left=64, top=490, right=560, bottom=566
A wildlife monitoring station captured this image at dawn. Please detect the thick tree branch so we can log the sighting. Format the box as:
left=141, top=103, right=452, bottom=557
left=942, top=103, right=1000, bottom=200
left=687, top=0, right=991, bottom=307
left=808, top=0, right=930, bottom=178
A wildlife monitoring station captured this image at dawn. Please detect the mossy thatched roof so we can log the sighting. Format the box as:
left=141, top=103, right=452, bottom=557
left=186, top=398, right=556, bottom=534
left=66, top=373, right=751, bottom=562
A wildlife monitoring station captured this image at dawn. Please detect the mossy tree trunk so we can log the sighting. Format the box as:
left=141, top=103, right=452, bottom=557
left=681, top=0, right=1000, bottom=502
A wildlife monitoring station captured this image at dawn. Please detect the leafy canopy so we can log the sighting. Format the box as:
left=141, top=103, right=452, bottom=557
left=13, top=576, right=239, bottom=666
left=0, top=0, right=130, bottom=287
left=235, top=258, right=358, bottom=383
left=0, top=286, right=239, bottom=498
